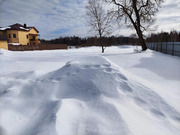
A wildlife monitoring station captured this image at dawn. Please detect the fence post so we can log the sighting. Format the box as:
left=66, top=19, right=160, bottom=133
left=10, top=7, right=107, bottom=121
left=153, top=43, right=154, bottom=50
left=172, top=42, right=174, bottom=55
left=151, top=43, right=152, bottom=49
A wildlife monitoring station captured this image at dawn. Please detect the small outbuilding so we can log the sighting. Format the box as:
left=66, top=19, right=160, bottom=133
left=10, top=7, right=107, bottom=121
left=0, top=34, right=8, bottom=50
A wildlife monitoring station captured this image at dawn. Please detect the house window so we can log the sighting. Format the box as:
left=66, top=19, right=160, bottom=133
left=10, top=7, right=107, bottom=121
left=13, top=34, right=16, bottom=38
left=8, top=34, right=11, bottom=38
left=26, top=35, right=28, bottom=39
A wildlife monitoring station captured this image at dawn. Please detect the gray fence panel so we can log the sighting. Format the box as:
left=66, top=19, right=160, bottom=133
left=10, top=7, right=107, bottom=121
left=174, top=44, right=180, bottom=51
left=146, top=42, right=180, bottom=57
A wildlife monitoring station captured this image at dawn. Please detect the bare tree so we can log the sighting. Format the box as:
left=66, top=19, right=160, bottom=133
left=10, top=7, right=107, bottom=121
left=86, top=0, right=112, bottom=53
left=170, top=30, right=178, bottom=42
left=109, top=0, right=164, bottom=51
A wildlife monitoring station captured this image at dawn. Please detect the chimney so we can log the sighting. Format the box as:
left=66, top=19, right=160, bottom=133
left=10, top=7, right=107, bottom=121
left=24, top=23, right=27, bottom=28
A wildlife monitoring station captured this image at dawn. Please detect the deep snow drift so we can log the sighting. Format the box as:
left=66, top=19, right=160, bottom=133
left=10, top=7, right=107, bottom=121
left=0, top=46, right=180, bottom=135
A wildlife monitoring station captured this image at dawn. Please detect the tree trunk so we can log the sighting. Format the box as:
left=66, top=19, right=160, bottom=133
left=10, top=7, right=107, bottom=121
left=138, top=34, right=147, bottom=51
left=102, top=46, right=105, bottom=53
left=99, top=35, right=105, bottom=53
left=132, top=0, right=147, bottom=51
left=136, top=28, right=147, bottom=51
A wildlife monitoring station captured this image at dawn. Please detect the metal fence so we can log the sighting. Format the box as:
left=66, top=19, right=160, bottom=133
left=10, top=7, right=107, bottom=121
left=146, top=42, right=180, bottom=57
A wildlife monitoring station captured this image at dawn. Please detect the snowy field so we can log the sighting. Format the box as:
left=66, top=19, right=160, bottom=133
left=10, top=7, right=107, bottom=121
left=0, top=46, right=180, bottom=135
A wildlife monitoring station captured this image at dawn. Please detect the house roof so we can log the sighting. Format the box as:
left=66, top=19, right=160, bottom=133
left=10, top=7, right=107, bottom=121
left=0, top=23, right=39, bottom=33
left=0, top=34, right=9, bottom=41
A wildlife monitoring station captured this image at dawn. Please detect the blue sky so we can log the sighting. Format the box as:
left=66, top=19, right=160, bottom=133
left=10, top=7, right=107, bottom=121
left=0, top=0, right=180, bottom=39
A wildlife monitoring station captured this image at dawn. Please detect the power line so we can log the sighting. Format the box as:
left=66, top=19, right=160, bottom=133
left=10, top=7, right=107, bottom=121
left=0, top=0, right=6, bottom=6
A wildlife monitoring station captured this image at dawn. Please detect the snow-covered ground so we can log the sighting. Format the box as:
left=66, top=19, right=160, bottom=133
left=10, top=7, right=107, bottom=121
left=0, top=46, right=180, bottom=135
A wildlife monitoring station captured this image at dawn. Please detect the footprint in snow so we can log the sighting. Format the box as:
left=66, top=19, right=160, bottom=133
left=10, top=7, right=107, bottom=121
left=52, top=77, right=62, bottom=82
left=116, top=73, right=128, bottom=81
left=91, top=64, right=101, bottom=69
left=83, top=65, right=91, bottom=69
left=104, top=68, right=113, bottom=73
left=102, top=63, right=111, bottom=67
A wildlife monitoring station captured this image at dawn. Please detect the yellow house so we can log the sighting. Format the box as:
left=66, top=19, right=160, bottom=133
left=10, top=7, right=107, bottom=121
left=0, top=23, right=40, bottom=46
left=0, top=35, right=8, bottom=50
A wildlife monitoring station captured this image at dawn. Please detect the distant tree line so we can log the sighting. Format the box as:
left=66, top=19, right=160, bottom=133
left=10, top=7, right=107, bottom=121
left=40, top=36, right=135, bottom=46
left=40, top=36, right=85, bottom=46
left=146, top=30, right=180, bottom=42
left=40, top=31, right=180, bottom=47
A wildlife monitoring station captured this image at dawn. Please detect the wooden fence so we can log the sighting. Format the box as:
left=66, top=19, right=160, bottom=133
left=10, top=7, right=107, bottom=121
left=146, top=42, right=180, bottom=57
left=8, top=44, right=67, bottom=51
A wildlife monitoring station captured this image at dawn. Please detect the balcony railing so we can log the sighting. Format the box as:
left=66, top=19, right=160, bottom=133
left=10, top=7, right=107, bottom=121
left=30, top=39, right=40, bottom=41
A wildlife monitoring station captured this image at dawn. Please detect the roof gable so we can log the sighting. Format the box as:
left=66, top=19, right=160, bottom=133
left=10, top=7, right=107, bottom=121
left=28, top=27, right=39, bottom=33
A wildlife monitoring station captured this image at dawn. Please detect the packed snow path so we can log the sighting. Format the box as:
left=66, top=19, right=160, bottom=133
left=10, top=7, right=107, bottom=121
left=0, top=46, right=180, bottom=135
